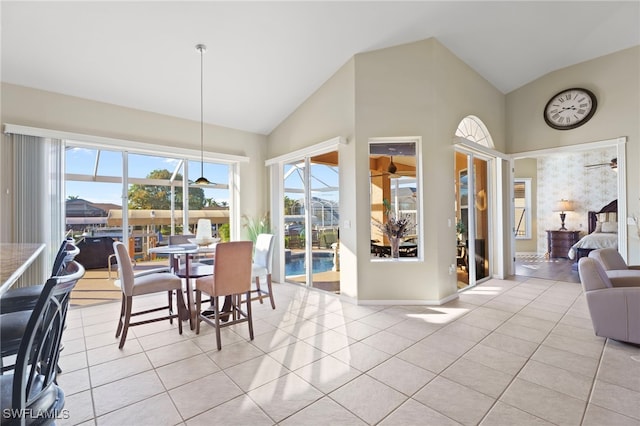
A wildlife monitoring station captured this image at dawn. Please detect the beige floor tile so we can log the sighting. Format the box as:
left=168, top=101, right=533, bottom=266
left=438, top=322, right=492, bottom=344
left=495, top=321, right=549, bottom=344
left=462, top=343, right=528, bottom=375
left=84, top=330, right=121, bottom=350
left=482, top=300, right=524, bottom=314
left=92, top=370, right=165, bottom=417
left=83, top=320, right=118, bottom=338
left=597, top=344, right=640, bottom=392
left=279, top=396, right=366, bottom=425
left=541, top=333, right=605, bottom=360
left=480, top=401, right=554, bottom=426
left=62, top=336, right=88, bottom=356
left=185, top=395, right=273, bottom=426
left=293, top=355, right=361, bottom=394
left=551, top=322, right=607, bottom=342
left=169, top=371, right=243, bottom=419
left=457, top=311, right=505, bottom=331
left=90, top=352, right=153, bottom=387
left=189, top=326, right=245, bottom=352
left=247, top=372, right=324, bottom=422
left=56, top=389, right=94, bottom=426
left=250, top=328, right=298, bottom=352
left=96, top=393, right=182, bottom=426
left=58, top=350, right=88, bottom=373
left=499, top=378, right=586, bottom=425
left=156, top=353, right=220, bottom=390
left=360, top=329, right=414, bottom=355
left=331, top=320, right=381, bottom=341
left=331, top=341, right=392, bottom=372
left=137, top=328, right=192, bottom=351
left=205, top=341, right=265, bottom=369
left=413, top=376, right=495, bottom=426
left=329, top=374, right=408, bottom=425
left=278, top=319, right=328, bottom=340
left=397, top=343, right=459, bottom=374
left=368, top=356, right=435, bottom=396
left=224, top=354, right=290, bottom=391
left=481, top=332, right=539, bottom=358
left=310, top=311, right=349, bottom=329
left=419, top=331, right=477, bottom=357
left=145, top=340, right=203, bottom=368
left=86, top=338, right=143, bottom=366
left=357, top=310, right=405, bottom=329
left=590, top=380, right=640, bottom=420
left=517, top=359, right=593, bottom=401
left=506, top=313, right=557, bottom=333
left=582, top=403, right=640, bottom=426
left=530, top=345, right=600, bottom=379
left=303, top=328, right=354, bottom=354
left=267, top=340, right=327, bottom=370
left=442, top=358, right=514, bottom=398
left=380, top=398, right=462, bottom=425
left=384, top=318, right=441, bottom=341
left=57, top=367, right=91, bottom=396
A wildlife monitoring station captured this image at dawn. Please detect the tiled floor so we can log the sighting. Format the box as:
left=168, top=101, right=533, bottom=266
left=57, top=276, right=640, bottom=425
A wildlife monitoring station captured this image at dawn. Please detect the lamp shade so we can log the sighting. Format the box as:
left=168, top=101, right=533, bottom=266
left=554, top=199, right=574, bottom=212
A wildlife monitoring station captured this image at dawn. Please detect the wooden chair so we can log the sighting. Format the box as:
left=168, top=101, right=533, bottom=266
left=194, top=241, right=253, bottom=350
left=112, top=241, right=184, bottom=349
left=250, top=233, right=276, bottom=309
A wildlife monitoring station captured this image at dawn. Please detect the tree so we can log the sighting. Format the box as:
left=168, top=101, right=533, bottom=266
left=128, top=169, right=205, bottom=210
left=67, top=195, right=81, bottom=200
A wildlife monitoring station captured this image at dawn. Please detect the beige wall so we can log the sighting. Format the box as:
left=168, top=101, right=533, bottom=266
left=507, top=46, right=640, bottom=263
left=271, top=38, right=506, bottom=303
left=0, top=83, right=269, bottom=241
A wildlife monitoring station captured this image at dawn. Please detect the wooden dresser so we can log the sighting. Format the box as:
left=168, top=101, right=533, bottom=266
left=546, top=230, right=580, bottom=259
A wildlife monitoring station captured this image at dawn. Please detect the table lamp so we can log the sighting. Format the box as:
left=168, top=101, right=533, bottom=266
left=554, top=199, right=574, bottom=230
left=196, top=219, right=213, bottom=240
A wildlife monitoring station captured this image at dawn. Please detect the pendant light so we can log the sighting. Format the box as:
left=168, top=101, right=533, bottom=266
left=194, top=43, right=210, bottom=185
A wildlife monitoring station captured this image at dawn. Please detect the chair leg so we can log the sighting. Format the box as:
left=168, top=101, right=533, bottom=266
left=118, top=296, right=133, bottom=349
left=176, top=290, right=183, bottom=335
left=266, top=273, right=275, bottom=310
left=168, top=290, right=173, bottom=324
left=246, top=290, right=254, bottom=341
left=195, top=289, right=202, bottom=335
left=214, top=296, right=222, bottom=351
left=115, top=295, right=126, bottom=338
left=255, top=276, right=264, bottom=304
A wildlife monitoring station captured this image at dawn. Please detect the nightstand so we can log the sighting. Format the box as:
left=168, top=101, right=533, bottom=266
left=546, top=230, right=580, bottom=259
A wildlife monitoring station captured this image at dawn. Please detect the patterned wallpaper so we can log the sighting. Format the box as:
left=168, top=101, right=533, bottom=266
left=536, top=148, right=618, bottom=254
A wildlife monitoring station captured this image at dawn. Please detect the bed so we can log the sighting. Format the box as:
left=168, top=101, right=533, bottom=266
left=568, top=199, right=618, bottom=261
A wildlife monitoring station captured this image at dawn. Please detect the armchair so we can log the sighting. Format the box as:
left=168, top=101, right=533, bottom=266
left=578, top=257, right=640, bottom=344
left=588, top=248, right=640, bottom=287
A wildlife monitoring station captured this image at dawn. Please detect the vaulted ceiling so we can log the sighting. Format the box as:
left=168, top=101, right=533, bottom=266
left=2, top=1, right=638, bottom=135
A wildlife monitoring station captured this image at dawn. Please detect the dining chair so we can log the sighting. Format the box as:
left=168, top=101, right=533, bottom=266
left=194, top=241, right=253, bottom=350
left=250, top=233, right=276, bottom=309
left=1, top=260, right=85, bottom=375
left=0, top=276, right=68, bottom=425
left=112, top=241, right=185, bottom=349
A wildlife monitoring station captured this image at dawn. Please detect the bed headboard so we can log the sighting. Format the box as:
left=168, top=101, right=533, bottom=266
left=588, top=199, right=618, bottom=234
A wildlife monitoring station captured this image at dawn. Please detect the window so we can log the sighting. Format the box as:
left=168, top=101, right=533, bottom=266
left=369, top=138, right=420, bottom=259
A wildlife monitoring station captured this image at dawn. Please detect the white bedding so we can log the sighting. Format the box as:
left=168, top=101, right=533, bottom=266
left=568, top=232, right=618, bottom=259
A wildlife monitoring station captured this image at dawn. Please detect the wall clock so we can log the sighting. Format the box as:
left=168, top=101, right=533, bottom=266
left=543, top=87, right=597, bottom=130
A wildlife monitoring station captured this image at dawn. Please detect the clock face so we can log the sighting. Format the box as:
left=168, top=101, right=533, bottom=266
left=544, top=88, right=597, bottom=130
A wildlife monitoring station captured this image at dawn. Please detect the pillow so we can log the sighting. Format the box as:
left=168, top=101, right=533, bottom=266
left=596, top=212, right=617, bottom=223
left=601, top=221, right=618, bottom=233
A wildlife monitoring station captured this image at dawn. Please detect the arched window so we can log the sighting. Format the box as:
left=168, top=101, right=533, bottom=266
left=455, top=115, right=494, bottom=148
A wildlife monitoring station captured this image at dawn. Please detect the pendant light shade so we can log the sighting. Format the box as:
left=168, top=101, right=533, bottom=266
left=195, top=43, right=210, bottom=185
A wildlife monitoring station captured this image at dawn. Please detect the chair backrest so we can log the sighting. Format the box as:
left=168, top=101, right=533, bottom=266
left=168, top=234, right=196, bottom=246
left=578, top=257, right=613, bottom=291
left=589, top=248, right=628, bottom=271
left=12, top=261, right=84, bottom=417
left=212, top=241, right=253, bottom=296
left=50, top=239, right=80, bottom=277
left=254, top=234, right=275, bottom=273
left=113, top=241, right=136, bottom=296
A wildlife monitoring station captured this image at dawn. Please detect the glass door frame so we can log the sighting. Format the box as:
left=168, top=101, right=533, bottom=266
left=266, top=137, right=345, bottom=286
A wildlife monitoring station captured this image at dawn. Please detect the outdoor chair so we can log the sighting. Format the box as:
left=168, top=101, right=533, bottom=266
left=194, top=241, right=254, bottom=350
left=250, top=233, right=276, bottom=309
left=112, top=241, right=184, bottom=349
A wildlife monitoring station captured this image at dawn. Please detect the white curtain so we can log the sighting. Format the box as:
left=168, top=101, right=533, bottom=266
left=7, top=133, right=65, bottom=287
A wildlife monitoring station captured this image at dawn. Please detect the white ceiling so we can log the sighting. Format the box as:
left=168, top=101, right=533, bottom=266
left=2, top=1, right=639, bottom=135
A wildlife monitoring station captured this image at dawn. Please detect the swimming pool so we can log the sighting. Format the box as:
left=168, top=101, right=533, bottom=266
left=285, top=252, right=335, bottom=276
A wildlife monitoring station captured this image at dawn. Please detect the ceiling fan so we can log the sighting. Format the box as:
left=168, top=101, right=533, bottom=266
left=370, top=156, right=415, bottom=178
left=585, top=158, right=617, bottom=170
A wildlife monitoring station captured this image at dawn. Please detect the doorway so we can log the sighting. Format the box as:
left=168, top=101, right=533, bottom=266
left=282, top=151, right=340, bottom=293
left=455, top=150, right=490, bottom=289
